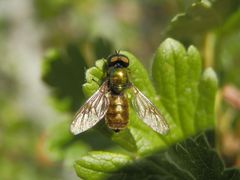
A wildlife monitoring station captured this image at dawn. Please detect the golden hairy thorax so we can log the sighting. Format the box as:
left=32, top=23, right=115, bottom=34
left=105, top=94, right=128, bottom=131
left=108, top=67, right=129, bottom=94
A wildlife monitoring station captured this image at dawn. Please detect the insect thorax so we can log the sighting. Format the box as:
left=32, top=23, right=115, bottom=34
left=108, top=66, right=129, bottom=94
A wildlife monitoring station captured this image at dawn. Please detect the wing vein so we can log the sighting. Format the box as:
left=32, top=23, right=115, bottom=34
left=70, top=81, right=110, bottom=135
left=131, top=86, right=169, bottom=134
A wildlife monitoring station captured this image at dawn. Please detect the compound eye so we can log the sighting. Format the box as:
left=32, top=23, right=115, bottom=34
left=120, top=56, right=129, bottom=66
left=110, top=56, right=119, bottom=64
left=108, top=54, right=129, bottom=67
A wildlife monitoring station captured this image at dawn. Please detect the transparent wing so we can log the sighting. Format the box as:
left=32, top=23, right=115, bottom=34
left=70, top=81, right=110, bottom=135
left=131, top=86, right=169, bottom=134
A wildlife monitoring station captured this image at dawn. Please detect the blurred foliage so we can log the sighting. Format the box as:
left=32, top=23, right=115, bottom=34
left=42, top=44, right=87, bottom=112
left=42, top=38, right=113, bottom=112
left=0, top=0, right=240, bottom=179
left=34, top=0, right=71, bottom=20
left=216, top=31, right=240, bottom=87
left=167, top=0, right=240, bottom=39
left=0, top=99, right=61, bottom=180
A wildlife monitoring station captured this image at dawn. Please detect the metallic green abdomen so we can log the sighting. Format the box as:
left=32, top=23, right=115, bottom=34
left=109, top=68, right=129, bottom=94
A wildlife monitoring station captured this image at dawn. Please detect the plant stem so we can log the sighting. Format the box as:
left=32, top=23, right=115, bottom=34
left=203, top=32, right=217, bottom=68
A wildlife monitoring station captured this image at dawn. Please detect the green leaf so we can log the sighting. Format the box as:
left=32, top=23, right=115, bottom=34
left=152, top=38, right=217, bottom=138
left=152, top=39, right=196, bottom=138
left=82, top=58, right=107, bottom=97
left=194, top=68, right=218, bottom=131
left=74, top=131, right=240, bottom=180
left=167, top=0, right=240, bottom=38
left=152, top=38, right=218, bottom=141
left=74, top=152, right=133, bottom=180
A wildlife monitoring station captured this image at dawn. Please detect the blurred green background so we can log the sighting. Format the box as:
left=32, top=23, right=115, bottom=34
left=0, top=0, right=239, bottom=179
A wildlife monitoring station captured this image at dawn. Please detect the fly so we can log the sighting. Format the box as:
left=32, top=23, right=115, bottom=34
left=70, top=51, right=169, bottom=135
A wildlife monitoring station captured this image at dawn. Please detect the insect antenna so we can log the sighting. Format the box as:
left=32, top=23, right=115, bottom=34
left=114, top=49, right=121, bottom=56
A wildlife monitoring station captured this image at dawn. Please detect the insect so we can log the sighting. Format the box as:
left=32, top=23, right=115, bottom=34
left=70, top=51, right=169, bottom=135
